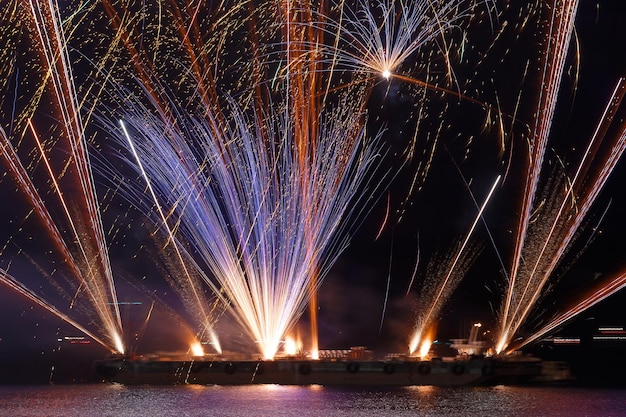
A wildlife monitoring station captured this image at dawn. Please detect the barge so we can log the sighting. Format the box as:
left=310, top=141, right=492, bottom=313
left=96, top=355, right=497, bottom=386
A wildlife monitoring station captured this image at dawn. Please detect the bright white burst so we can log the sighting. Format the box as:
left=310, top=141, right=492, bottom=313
left=295, top=0, right=495, bottom=79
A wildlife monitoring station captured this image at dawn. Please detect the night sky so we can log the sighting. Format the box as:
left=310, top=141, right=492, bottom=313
left=1, top=0, right=625, bottom=384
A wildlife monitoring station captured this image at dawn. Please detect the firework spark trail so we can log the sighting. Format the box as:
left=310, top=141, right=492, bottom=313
left=501, top=78, right=626, bottom=348
left=512, top=268, right=626, bottom=351
left=425, top=175, right=501, bottom=318
left=379, top=236, right=393, bottom=334
left=91, top=0, right=281, bottom=349
left=88, top=0, right=495, bottom=358
left=299, top=0, right=495, bottom=80
left=30, top=0, right=123, bottom=352
left=294, top=0, right=501, bottom=231
left=375, top=192, right=391, bottom=241
left=405, top=233, right=420, bottom=297
left=111, top=91, right=384, bottom=359
left=280, top=0, right=331, bottom=356
left=0, top=268, right=118, bottom=353
left=0, top=1, right=124, bottom=352
left=272, top=0, right=499, bottom=136
left=97, top=0, right=234, bottom=134
left=496, top=0, right=579, bottom=353
left=409, top=175, right=500, bottom=354
left=120, top=120, right=217, bottom=341
left=93, top=0, right=395, bottom=358
left=0, top=124, right=123, bottom=353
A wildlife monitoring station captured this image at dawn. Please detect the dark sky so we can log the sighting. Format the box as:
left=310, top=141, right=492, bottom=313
left=1, top=0, right=626, bottom=383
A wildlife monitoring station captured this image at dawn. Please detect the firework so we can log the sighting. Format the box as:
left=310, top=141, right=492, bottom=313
left=494, top=0, right=626, bottom=353
left=84, top=0, right=489, bottom=359
left=285, top=0, right=494, bottom=81
left=409, top=175, right=500, bottom=355
left=2, top=0, right=623, bottom=365
left=0, top=1, right=126, bottom=354
left=106, top=90, right=385, bottom=359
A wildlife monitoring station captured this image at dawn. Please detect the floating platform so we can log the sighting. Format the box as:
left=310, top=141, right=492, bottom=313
left=96, top=356, right=504, bottom=386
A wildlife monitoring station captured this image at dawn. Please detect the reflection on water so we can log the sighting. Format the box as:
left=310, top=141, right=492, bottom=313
left=0, top=384, right=625, bottom=417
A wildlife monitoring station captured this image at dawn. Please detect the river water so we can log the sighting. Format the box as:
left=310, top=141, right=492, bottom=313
left=1, top=384, right=625, bottom=416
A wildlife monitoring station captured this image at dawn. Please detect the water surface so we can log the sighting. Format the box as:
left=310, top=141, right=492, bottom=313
left=1, top=384, right=625, bottom=416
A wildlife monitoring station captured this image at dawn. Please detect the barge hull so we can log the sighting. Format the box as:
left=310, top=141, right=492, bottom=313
left=96, top=358, right=495, bottom=386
